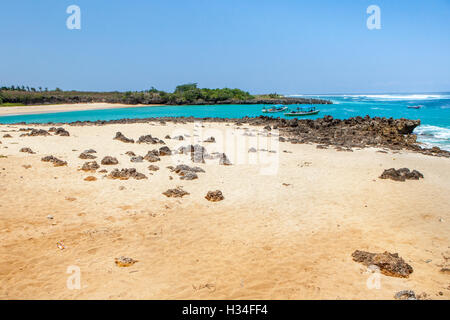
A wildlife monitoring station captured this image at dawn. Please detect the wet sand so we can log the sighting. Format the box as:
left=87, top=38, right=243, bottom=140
left=0, top=121, right=449, bottom=299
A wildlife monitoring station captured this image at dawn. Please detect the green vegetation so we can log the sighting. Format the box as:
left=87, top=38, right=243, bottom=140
left=0, top=84, right=331, bottom=106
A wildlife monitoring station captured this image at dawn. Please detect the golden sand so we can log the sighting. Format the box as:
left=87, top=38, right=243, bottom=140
left=0, top=121, right=448, bottom=299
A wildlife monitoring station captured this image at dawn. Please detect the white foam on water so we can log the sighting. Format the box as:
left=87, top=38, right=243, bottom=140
left=288, top=94, right=449, bottom=100
left=414, top=125, right=450, bottom=151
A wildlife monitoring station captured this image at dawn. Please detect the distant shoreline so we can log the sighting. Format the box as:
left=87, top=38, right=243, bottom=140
left=0, top=103, right=164, bottom=116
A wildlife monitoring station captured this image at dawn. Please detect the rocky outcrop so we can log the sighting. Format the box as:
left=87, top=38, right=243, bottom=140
left=20, top=147, right=35, bottom=154
left=81, top=161, right=100, bottom=172
left=205, top=190, right=224, bottom=202
left=162, top=187, right=189, bottom=198
left=203, top=136, right=216, bottom=143
left=169, top=164, right=205, bottom=180
left=130, top=156, right=144, bottom=163
left=379, top=168, right=424, bottom=181
left=20, top=129, right=50, bottom=137
left=159, top=146, right=172, bottom=156
left=41, top=155, right=67, bottom=167
left=148, top=165, right=160, bottom=171
left=137, top=134, right=164, bottom=144
left=79, top=152, right=97, bottom=159
left=107, top=168, right=147, bottom=180
left=101, top=156, right=119, bottom=165
left=53, top=127, right=70, bottom=136
left=114, top=132, right=134, bottom=143
left=144, top=150, right=161, bottom=162
left=9, top=116, right=449, bottom=158
left=352, top=250, right=413, bottom=278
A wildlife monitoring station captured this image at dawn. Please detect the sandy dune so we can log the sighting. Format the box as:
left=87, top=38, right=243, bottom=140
left=0, top=121, right=449, bottom=299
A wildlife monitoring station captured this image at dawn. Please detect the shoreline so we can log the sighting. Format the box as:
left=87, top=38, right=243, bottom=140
left=0, top=103, right=165, bottom=117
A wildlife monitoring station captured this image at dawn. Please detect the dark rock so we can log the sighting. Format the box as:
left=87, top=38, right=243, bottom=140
left=53, top=127, right=70, bottom=136
left=20, top=129, right=50, bottom=137
left=352, top=250, right=413, bottom=278
left=379, top=168, right=424, bottom=182
left=248, top=147, right=257, bottom=153
left=125, top=151, right=136, bottom=156
left=263, top=125, right=272, bottom=131
left=107, top=168, right=147, bottom=180
left=394, top=290, right=417, bottom=300
left=41, top=155, right=67, bottom=167
left=137, top=134, right=163, bottom=144
left=162, top=187, right=189, bottom=198
left=101, top=156, right=119, bottom=165
left=81, top=161, right=100, bottom=172
left=219, top=153, right=232, bottom=165
left=144, top=150, right=161, bottom=162
left=3, top=134, right=12, bottom=138
left=204, top=136, right=216, bottom=143
left=159, top=146, right=172, bottom=156
left=165, top=135, right=171, bottom=139
left=20, top=147, right=35, bottom=154
left=79, top=152, right=96, bottom=159
left=205, top=190, right=224, bottom=202
left=148, top=165, right=160, bottom=171
left=173, top=135, right=184, bottom=141
left=114, top=132, right=134, bottom=143
left=180, top=172, right=198, bottom=180
left=130, top=156, right=144, bottom=163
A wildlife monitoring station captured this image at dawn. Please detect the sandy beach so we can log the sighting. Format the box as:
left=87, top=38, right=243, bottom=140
left=0, top=120, right=449, bottom=300
left=0, top=103, right=163, bottom=116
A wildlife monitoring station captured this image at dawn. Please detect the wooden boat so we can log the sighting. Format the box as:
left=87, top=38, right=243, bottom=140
left=284, top=107, right=320, bottom=117
left=262, top=106, right=288, bottom=113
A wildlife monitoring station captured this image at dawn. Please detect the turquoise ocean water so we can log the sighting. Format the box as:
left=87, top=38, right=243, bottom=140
left=1, top=93, right=449, bottom=151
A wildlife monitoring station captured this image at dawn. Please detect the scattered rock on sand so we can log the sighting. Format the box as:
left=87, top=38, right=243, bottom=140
left=101, top=156, right=119, bottom=165
left=130, top=156, right=144, bottom=163
left=159, top=146, right=172, bottom=156
left=248, top=147, right=257, bottom=153
left=219, top=153, right=232, bottom=165
left=41, top=155, right=67, bottom=167
left=173, top=135, right=184, bottom=141
left=165, top=135, right=171, bottom=139
left=81, top=161, right=100, bottom=172
left=137, top=134, right=164, bottom=144
left=205, top=190, right=224, bottom=202
left=114, top=132, right=134, bottom=143
left=20, top=147, right=35, bottom=154
left=84, top=176, right=97, bottom=181
left=144, top=150, right=160, bottom=162
left=352, top=250, right=413, bottom=278
left=204, top=136, right=216, bottom=143
left=125, top=151, right=136, bottom=157
left=148, top=165, right=160, bottom=171
left=79, top=152, right=97, bottom=159
left=263, top=125, right=272, bottom=131
left=107, top=168, right=147, bottom=180
left=379, top=168, right=424, bottom=182
left=162, top=187, right=189, bottom=198
left=115, top=256, right=138, bottom=267
left=21, top=129, right=50, bottom=137
left=53, top=127, right=70, bottom=136
left=3, top=134, right=12, bottom=138
left=180, top=172, right=198, bottom=180
left=394, top=290, right=417, bottom=300
left=83, top=149, right=97, bottom=154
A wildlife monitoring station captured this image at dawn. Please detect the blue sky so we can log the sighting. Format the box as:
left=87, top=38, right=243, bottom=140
left=0, top=0, right=449, bottom=94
